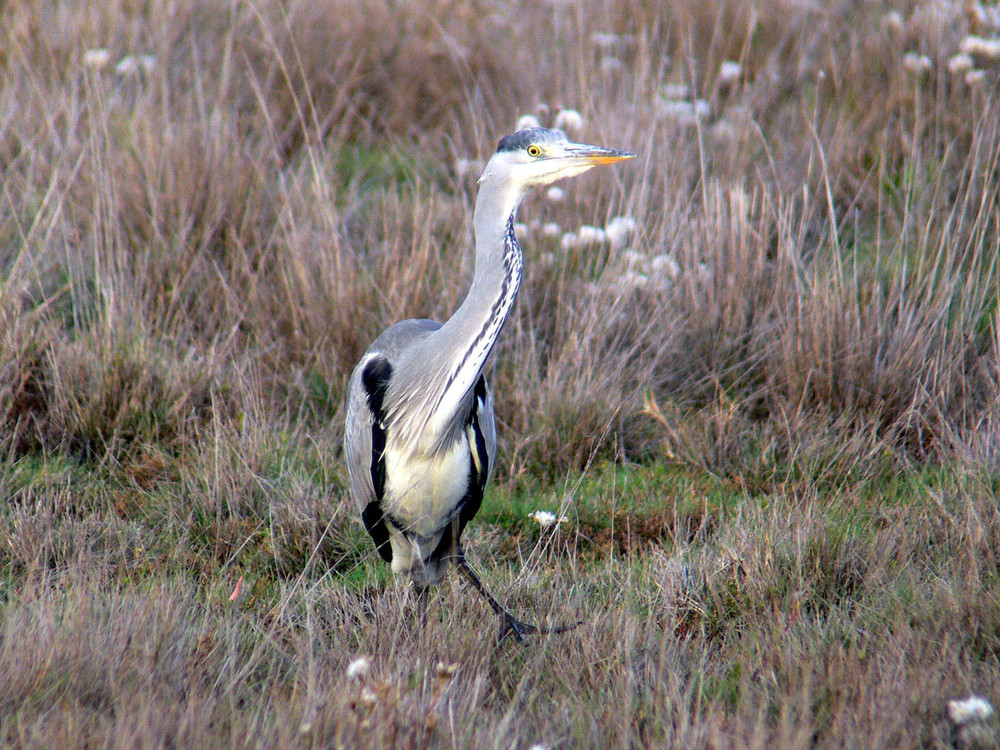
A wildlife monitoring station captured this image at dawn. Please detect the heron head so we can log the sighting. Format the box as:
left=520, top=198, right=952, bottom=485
left=483, top=127, right=634, bottom=190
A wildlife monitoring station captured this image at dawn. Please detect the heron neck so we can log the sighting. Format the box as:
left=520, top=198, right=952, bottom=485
left=425, top=174, right=524, bottom=428
left=464, top=172, right=524, bottom=325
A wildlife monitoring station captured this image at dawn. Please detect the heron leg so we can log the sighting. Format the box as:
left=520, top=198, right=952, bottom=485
left=414, top=582, right=430, bottom=627
left=453, top=550, right=579, bottom=644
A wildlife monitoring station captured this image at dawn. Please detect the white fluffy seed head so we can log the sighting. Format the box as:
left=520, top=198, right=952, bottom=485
left=718, top=60, right=742, bottom=84
left=882, top=10, right=905, bottom=35
left=621, top=249, right=645, bottom=267
left=454, top=158, right=484, bottom=178
left=553, top=108, right=584, bottom=133
left=577, top=225, right=607, bottom=245
left=605, top=215, right=637, bottom=249
left=116, top=54, right=156, bottom=76
left=948, top=52, right=974, bottom=74
left=530, top=510, right=556, bottom=527
left=961, top=35, right=1000, bottom=59
left=529, top=511, right=568, bottom=528
left=965, top=69, right=988, bottom=85
left=590, top=32, right=620, bottom=52
left=662, top=82, right=691, bottom=100
left=83, top=48, right=111, bottom=70
left=902, top=52, right=933, bottom=74
left=516, top=114, right=542, bottom=130
left=346, top=656, right=372, bottom=680
left=948, top=696, right=995, bottom=725
left=650, top=254, right=681, bottom=280
left=656, top=98, right=711, bottom=126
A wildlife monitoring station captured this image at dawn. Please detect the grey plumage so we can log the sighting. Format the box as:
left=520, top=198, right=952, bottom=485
left=343, top=126, right=633, bottom=641
left=344, top=319, right=496, bottom=587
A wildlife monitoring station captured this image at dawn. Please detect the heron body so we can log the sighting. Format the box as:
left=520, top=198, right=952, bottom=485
left=343, top=127, right=633, bottom=639
left=346, top=320, right=494, bottom=588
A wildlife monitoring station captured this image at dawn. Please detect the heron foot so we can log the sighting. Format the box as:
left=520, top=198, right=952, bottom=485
left=497, top=612, right=582, bottom=644
left=453, top=551, right=581, bottom=644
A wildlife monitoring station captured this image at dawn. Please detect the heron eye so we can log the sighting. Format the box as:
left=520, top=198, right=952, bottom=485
left=527, top=145, right=542, bottom=157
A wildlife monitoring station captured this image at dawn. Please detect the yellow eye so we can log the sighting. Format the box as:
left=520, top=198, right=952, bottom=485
left=527, top=145, right=542, bottom=157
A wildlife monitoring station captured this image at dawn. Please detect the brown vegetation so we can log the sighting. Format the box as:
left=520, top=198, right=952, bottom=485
left=1, top=0, right=999, bottom=747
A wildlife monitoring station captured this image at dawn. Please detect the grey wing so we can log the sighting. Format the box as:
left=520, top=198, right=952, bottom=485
left=343, top=319, right=441, bottom=512
left=343, top=350, right=396, bottom=563
left=343, top=359, right=376, bottom=514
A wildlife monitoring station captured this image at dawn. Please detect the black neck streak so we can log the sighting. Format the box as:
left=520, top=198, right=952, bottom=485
left=441, top=213, right=522, bottom=401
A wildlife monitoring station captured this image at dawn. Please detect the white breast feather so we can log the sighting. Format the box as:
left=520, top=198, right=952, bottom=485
left=383, top=436, right=471, bottom=539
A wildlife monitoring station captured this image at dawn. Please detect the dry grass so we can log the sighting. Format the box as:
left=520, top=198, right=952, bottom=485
left=2, top=0, right=1000, bottom=747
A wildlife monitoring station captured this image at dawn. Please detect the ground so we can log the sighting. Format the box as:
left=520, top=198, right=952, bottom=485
left=1, top=0, right=999, bottom=747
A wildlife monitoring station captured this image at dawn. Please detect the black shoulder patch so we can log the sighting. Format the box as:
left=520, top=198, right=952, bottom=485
left=458, top=375, right=491, bottom=538
left=362, top=501, right=393, bottom=563
left=361, top=357, right=393, bottom=501
left=361, top=357, right=393, bottom=423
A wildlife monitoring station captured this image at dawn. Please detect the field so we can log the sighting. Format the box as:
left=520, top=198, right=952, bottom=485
left=2, top=0, right=1000, bottom=747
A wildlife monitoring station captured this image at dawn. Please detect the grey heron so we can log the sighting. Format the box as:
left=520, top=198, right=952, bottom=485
left=343, top=126, right=634, bottom=642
